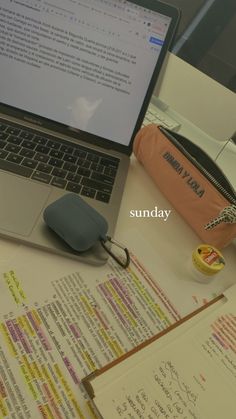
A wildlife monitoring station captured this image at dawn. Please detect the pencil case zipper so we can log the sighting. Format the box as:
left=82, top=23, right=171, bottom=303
left=159, top=126, right=236, bottom=205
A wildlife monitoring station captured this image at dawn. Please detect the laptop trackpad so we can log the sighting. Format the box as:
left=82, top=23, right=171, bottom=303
left=0, top=173, right=51, bottom=236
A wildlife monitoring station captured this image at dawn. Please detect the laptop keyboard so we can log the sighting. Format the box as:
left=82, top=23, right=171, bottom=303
left=0, top=119, right=120, bottom=203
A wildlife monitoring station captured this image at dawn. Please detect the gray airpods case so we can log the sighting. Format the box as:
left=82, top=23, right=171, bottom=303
left=43, top=194, right=108, bottom=252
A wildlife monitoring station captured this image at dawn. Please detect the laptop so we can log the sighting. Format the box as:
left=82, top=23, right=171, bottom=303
left=0, top=0, right=180, bottom=264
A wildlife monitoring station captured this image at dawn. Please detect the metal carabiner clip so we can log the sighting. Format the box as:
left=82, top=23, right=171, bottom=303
left=100, top=236, right=130, bottom=269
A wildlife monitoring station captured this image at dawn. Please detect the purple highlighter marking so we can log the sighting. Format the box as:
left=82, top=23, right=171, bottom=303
left=63, top=357, right=80, bottom=384
left=69, top=324, right=80, bottom=339
left=42, top=382, right=51, bottom=399
left=110, top=278, right=128, bottom=304
left=6, top=320, right=19, bottom=342
left=37, top=328, right=52, bottom=351
left=50, top=398, right=64, bottom=419
left=13, top=323, right=32, bottom=353
left=98, top=283, right=128, bottom=327
left=27, top=311, right=51, bottom=350
left=112, top=277, right=133, bottom=305
left=93, top=308, right=109, bottom=330
left=98, top=283, right=110, bottom=299
left=212, top=333, right=228, bottom=349
left=26, top=311, right=39, bottom=332
left=110, top=278, right=137, bottom=318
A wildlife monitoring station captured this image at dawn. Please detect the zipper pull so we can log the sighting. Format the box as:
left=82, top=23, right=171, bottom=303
left=205, top=204, right=236, bottom=230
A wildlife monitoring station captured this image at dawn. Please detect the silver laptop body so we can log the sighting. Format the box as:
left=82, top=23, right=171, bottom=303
left=0, top=0, right=180, bottom=264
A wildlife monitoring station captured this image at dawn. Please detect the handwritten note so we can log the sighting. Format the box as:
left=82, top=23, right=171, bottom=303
left=113, top=361, right=200, bottom=419
left=92, top=294, right=236, bottom=418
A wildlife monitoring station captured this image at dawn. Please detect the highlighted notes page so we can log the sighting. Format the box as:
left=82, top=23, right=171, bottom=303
left=0, top=243, right=233, bottom=418
left=0, top=245, right=196, bottom=418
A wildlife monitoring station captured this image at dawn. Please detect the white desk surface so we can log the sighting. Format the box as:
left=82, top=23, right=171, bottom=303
left=0, top=114, right=235, bottom=285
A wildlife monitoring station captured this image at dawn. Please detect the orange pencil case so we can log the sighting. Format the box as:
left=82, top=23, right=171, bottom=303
left=133, top=124, right=236, bottom=248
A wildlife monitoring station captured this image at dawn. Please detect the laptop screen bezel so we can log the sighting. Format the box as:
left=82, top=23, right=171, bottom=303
left=0, top=0, right=180, bottom=156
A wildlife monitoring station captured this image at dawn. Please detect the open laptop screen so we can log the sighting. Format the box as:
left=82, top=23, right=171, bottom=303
left=0, top=0, right=178, bottom=146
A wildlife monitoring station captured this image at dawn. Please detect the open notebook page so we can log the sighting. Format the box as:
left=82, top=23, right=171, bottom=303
left=91, top=285, right=236, bottom=418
